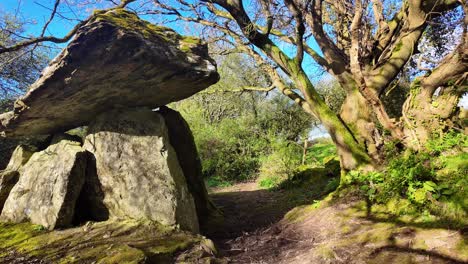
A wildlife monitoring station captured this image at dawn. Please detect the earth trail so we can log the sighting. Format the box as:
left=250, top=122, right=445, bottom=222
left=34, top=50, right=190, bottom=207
left=203, top=182, right=468, bottom=264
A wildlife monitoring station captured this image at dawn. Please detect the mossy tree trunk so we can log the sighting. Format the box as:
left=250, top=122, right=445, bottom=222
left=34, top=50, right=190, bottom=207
left=402, top=37, right=468, bottom=149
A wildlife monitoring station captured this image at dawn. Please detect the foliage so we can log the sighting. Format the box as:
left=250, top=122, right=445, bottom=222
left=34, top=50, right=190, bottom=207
left=304, top=140, right=338, bottom=167
left=344, top=130, right=467, bottom=225
left=258, top=140, right=339, bottom=190
left=315, top=78, right=346, bottom=114
left=425, top=130, right=468, bottom=155
left=173, top=54, right=315, bottom=186
left=257, top=139, right=303, bottom=189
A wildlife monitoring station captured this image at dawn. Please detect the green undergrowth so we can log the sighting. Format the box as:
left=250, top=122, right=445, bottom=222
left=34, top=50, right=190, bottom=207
left=343, top=130, right=468, bottom=229
left=0, top=220, right=207, bottom=263
left=283, top=188, right=468, bottom=262
left=304, top=141, right=337, bottom=167
left=258, top=140, right=338, bottom=189
left=281, top=131, right=467, bottom=231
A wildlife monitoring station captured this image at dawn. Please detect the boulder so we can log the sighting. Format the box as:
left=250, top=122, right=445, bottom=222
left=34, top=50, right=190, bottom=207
left=83, top=108, right=199, bottom=232
left=159, top=106, right=216, bottom=223
left=0, top=137, right=19, bottom=170
left=0, top=136, right=87, bottom=229
left=0, top=136, right=50, bottom=170
left=0, top=9, right=218, bottom=137
left=0, top=144, right=37, bottom=214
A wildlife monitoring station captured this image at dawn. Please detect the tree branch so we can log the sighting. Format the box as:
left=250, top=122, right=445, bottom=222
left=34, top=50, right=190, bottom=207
left=284, top=0, right=305, bottom=65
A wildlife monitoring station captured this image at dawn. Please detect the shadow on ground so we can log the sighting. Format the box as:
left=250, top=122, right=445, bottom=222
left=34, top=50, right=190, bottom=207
left=201, top=167, right=340, bottom=262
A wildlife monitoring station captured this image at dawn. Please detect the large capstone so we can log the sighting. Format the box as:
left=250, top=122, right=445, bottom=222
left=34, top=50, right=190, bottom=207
left=83, top=108, right=199, bottom=233
left=0, top=136, right=87, bottom=229
left=0, top=9, right=218, bottom=137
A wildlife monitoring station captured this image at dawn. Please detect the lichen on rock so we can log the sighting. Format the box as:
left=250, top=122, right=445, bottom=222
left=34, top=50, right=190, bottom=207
left=0, top=220, right=216, bottom=263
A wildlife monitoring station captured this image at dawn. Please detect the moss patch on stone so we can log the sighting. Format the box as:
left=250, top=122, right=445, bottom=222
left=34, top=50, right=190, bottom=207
left=92, top=9, right=202, bottom=54
left=0, top=220, right=207, bottom=263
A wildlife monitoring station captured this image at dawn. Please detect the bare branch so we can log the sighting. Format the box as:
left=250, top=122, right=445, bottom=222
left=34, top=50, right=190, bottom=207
left=39, top=0, right=61, bottom=37
left=284, top=0, right=305, bottom=65
left=349, top=0, right=364, bottom=83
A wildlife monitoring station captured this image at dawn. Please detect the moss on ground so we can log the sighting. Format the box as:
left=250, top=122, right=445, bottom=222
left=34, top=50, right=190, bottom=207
left=0, top=220, right=209, bottom=263
left=276, top=186, right=468, bottom=263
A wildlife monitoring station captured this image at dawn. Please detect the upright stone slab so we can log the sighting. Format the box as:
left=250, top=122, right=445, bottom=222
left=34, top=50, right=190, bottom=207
left=0, top=145, right=38, bottom=214
left=83, top=108, right=199, bottom=233
left=0, top=171, right=19, bottom=214
left=0, top=137, right=87, bottom=229
left=159, top=106, right=216, bottom=223
left=4, top=144, right=38, bottom=172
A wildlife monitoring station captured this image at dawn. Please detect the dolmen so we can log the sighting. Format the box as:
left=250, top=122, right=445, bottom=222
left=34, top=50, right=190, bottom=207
left=0, top=9, right=218, bottom=232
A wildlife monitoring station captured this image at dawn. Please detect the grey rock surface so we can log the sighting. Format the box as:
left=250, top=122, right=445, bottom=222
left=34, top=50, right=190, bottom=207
left=159, top=106, right=216, bottom=224
left=0, top=9, right=218, bottom=137
left=0, top=137, right=87, bottom=229
left=83, top=108, right=199, bottom=232
left=0, top=170, right=19, bottom=214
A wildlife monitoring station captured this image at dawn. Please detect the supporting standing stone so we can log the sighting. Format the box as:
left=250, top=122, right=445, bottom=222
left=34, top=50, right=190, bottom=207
left=0, top=171, right=19, bottom=214
left=0, top=136, right=87, bottom=229
left=83, top=108, right=199, bottom=233
left=0, top=145, right=38, bottom=214
left=159, top=106, right=217, bottom=224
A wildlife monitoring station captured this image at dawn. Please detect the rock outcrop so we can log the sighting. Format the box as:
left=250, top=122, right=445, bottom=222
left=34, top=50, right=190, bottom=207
left=4, top=144, right=37, bottom=172
left=83, top=108, right=199, bottom=232
left=0, top=136, right=87, bottom=229
left=0, top=145, right=38, bottom=214
left=0, top=9, right=218, bottom=137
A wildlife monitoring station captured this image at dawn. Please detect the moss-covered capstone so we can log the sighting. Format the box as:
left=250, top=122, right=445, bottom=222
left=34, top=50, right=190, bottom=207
left=0, top=9, right=219, bottom=137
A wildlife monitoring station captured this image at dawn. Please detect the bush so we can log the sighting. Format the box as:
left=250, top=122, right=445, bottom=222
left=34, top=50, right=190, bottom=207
left=304, top=141, right=338, bottom=167
left=257, top=139, right=303, bottom=189
left=197, top=118, right=267, bottom=184
left=345, top=130, right=467, bottom=223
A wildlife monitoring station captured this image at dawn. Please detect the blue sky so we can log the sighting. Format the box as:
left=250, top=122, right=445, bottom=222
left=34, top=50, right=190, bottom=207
left=1, top=0, right=82, bottom=39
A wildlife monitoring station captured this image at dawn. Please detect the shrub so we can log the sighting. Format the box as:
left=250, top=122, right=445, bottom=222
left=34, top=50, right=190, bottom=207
left=257, top=139, right=303, bottom=189
left=304, top=141, right=338, bottom=168
left=345, top=130, right=467, bottom=222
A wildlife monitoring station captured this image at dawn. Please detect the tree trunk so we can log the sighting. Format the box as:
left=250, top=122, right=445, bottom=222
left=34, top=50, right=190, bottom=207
left=293, top=72, right=374, bottom=172
left=339, top=88, right=385, bottom=163
left=402, top=85, right=461, bottom=149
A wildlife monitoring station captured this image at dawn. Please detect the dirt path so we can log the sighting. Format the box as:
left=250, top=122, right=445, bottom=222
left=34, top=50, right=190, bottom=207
left=203, top=182, right=468, bottom=264
left=203, top=181, right=330, bottom=263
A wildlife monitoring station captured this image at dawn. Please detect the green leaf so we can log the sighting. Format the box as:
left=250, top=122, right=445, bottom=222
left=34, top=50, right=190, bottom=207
left=423, top=181, right=437, bottom=192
